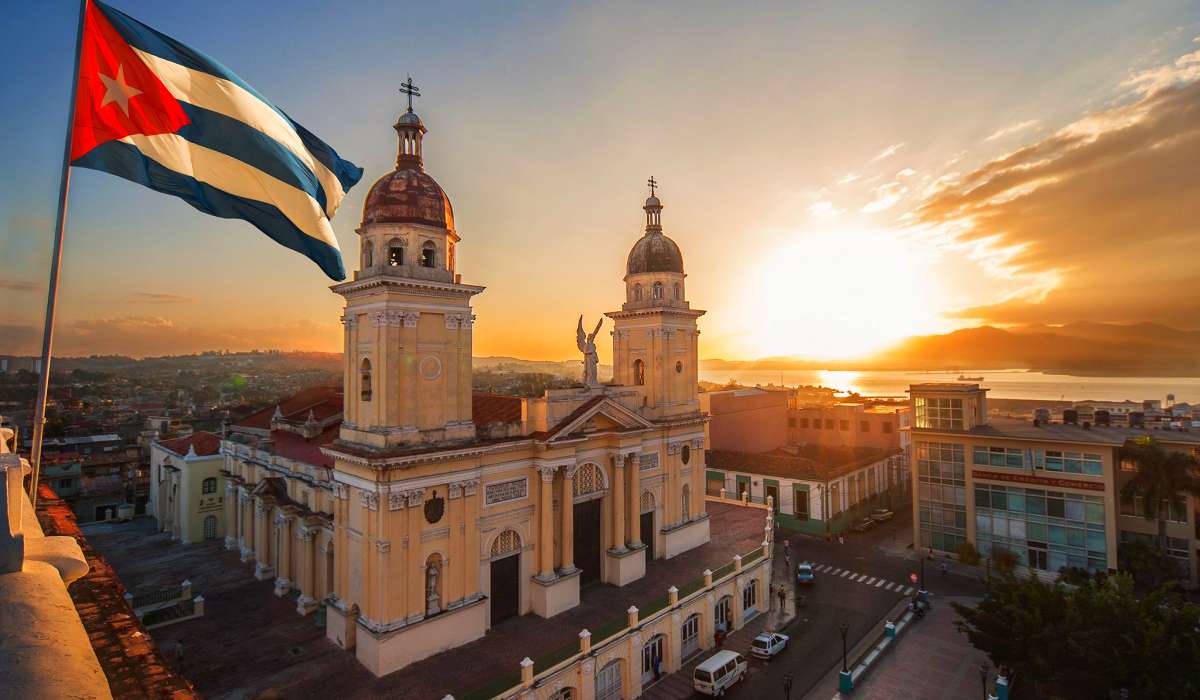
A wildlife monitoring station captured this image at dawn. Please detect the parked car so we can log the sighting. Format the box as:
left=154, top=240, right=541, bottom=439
left=851, top=517, right=877, bottom=533
left=750, top=632, right=790, bottom=659
left=870, top=508, right=895, bottom=522
left=693, top=650, right=748, bottom=696
left=796, top=562, right=815, bottom=585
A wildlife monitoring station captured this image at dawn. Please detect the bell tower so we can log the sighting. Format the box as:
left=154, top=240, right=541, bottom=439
left=333, top=80, right=483, bottom=448
left=607, top=180, right=705, bottom=419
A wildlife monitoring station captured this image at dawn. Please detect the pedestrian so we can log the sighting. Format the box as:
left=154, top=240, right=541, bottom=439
left=172, top=640, right=184, bottom=673
left=838, top=534, right=844, bottom=546
left=940, top=562, right=948, bottom=578
left=777, top=585, right=786, bottom=610
left=784, top=550, right=790, bottom=567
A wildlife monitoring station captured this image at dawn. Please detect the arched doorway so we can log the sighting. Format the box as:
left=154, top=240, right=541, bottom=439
left=640, top=491, right=656, bottom=561
left=489, top=529, right=522, bottom=625
left=596, top=659, right=623, bottom=700
left=547, top=689, right=574, bottom=700
left=641, top=633, right=666, bottom=686
left=572, top=464, right=606, bottom=585
left=715, top=594, right=733, bottom=634
left=681, top=612, right=701, bottom=660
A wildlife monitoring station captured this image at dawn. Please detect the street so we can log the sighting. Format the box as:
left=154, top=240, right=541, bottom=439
left=726, top=513, right=986, bottom=700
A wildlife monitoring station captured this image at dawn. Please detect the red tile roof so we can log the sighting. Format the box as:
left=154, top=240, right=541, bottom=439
left=158, top=431, right=222, bottom=457
left=271, top=423, right=339, bottom=468
left=236, top=385, right=343, bottom=429
left=473, top=393, right=523, bottom=426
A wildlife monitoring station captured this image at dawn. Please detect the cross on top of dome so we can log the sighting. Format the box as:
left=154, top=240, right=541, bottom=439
left=399, top=75, right=421, bottom=113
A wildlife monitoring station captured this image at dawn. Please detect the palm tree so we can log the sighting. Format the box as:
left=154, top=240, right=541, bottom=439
left=1119, top=437, right=1200, bottom=550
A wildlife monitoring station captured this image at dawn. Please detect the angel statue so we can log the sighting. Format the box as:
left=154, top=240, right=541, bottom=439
left=576, top=315, right=604, bottom=387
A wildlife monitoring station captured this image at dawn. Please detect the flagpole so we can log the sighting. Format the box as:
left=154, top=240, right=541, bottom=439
left=29, top=0, right=88, bottom=509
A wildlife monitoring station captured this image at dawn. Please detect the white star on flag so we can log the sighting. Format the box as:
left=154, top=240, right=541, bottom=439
left=98, top=64, right=142, bottom=116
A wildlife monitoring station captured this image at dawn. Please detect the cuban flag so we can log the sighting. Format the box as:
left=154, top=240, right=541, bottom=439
left=70, top=1, right=361, bottom=281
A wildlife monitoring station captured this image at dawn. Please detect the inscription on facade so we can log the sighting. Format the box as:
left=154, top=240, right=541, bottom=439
left=971, top=470, right=1105, bottom=492
left=639, top=453, right=659, bottom=471
left=485, top=478, right=528, bottom=506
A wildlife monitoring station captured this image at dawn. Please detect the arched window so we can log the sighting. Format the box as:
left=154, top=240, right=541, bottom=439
left=362, top=239, right=373, bottom=268
left=202, top=477, right=217, bottom=494
left=743, top=578, right=758, bottom=613
left=388, top=239, right=404, bottom=267
left=421, top=241, right=436, bottom=268
left=682, top=484, right=690, bottom=520
left=652, top=281, right=663, bottom=300
left=360, top=358, right=372, bottom=401
left=673, top=282, right=681, bottom=300
left=640, top=490, right=655, bottom=514
left=634, top=284, right=643, bottom=301
left=203, top=515, right=217, bottom=540
left=633, top=359, right=645, bottom=386
left=491, top=529, right=522, bottom=558
left=572, top=463, right=606, bottom=499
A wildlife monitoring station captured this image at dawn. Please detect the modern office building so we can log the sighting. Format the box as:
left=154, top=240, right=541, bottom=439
left=909, top=383, right=1200, bottom=587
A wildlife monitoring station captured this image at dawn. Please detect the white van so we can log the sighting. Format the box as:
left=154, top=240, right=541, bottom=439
left=693, top=650, right=748, bottom=696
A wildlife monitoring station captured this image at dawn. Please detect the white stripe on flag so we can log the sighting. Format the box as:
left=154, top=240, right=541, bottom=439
left=132, top=48, right=347, bottom=219
left=119, top=132, right=339, bottom=250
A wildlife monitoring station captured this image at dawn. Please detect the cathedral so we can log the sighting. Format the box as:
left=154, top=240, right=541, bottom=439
left=220, top=95, right=709, bottom=677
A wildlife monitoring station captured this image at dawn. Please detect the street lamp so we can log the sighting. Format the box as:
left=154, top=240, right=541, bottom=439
left=979, top=663, right=989, bottom=699
left=839, top=621, right=850, bottom=672
left=783, top=672, right=794, bottom=700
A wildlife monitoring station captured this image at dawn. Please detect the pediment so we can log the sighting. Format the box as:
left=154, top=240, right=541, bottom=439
left=545, top=397, right=654, bottom=441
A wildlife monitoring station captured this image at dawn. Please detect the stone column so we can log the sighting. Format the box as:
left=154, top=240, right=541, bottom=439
left=626, top=454, right=641, bottom=548
left=239, top=491, right=254, bottom=562
left=296, top=526, right=318, bottom=615
left=253, top=500, right=274, bottom=580
left=537, top=465, right=556, bottom=579
left=274, top=513, right=293, bottom=596
left=611, top=455, right=626, bottom=552
left=223, top=481, right=238, bottom=550
left=560, top=468, right=575, bottom=572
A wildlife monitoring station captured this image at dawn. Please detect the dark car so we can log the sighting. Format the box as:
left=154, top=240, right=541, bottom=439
left=851, top=517, right=877, bottom=533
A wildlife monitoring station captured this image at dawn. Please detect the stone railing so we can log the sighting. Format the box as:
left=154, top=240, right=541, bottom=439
left=465, top=506, right=777, bottom=700
left=0, top=422, right=112, bottom=698
left=127, top=579, right=192, bottom=613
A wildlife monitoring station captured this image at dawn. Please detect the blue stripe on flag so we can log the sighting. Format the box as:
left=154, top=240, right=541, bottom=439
left=75, top=140, right=346, bottom=281
left=177, top=103, right=328, bottom=214
left=96, top=1, right=361, bottom=193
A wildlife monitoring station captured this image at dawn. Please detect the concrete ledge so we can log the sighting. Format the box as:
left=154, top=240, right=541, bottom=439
left=356, top=596, right=487, bottom=676
left=530, top=568, right=580, bottom=618
left=0, top=559, right=112, bottom=700
left=26, top=535, right=89, bottom=583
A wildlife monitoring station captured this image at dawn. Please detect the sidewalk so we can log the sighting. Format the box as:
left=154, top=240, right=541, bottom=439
left=642, top=546, right=794, bottom=700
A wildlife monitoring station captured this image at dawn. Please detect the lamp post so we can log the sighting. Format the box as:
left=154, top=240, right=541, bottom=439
left=979, top=663, right=989, bottom=699
left=783, top=672, right=794, bottom=700
left=840, top=621, right=849, bottom=672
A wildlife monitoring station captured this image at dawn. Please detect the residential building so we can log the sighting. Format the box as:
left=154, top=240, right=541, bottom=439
left=909, top=383, right=1200, bottom=587
left=44, top=433, right=145, bottom=522
left=789, top=401, right=911, bottom=452
left=39, top=453, right=82, bottom=499
left=149, top=431, right=225, bottom=543
left=700, top=388, right=788, bottom=454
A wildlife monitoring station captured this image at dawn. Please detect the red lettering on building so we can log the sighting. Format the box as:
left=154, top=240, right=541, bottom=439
left=971, top=470, right=1105, bottom=492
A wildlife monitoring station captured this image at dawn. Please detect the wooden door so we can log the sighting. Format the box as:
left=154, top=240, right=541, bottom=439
left=574, top=498, right=602, bottom=585
left=490, top=553, right=520, bottom=625
left=640, top=510, right=655, bottom=561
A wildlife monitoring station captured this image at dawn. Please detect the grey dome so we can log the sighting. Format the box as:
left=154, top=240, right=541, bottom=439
left=627, top=233, right=683, bottom=275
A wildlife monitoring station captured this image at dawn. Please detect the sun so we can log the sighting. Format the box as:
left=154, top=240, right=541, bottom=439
left=734, top=227, right=945, bottom=361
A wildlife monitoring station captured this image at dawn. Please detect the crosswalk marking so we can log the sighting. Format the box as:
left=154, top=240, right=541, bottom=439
left=875, top=579, right=885, bottom=588
left=903, top=586, right=915, bottom=595
left=865, top=577, right=877, bottom=585
left=840, top=570, right=851, bottom=578
left=856, top=574, right=869, bottom=582
left=885, top=583, right=897, bottom=591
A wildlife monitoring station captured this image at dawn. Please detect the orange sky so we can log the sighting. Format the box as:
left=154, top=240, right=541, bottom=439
left=3, top=4, right=1198, bottom=362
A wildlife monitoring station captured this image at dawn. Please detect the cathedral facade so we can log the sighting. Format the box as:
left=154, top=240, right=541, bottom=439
left=222, top=99, right=710, bottom=677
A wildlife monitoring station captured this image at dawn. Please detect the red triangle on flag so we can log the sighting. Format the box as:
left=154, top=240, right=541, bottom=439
left=70, top=2, right=189, bottom=161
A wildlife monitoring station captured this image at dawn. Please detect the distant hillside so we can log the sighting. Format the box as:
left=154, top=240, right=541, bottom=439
left=701, top=322, right=1200, bottom=377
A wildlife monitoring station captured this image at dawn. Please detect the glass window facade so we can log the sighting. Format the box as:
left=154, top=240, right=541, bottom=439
left=975, top=483, right=1108, bottom=573
left=914, top=397, right=964, bottom=430
left=1033, top=449, right=1103, bottom=476
left=916, top=441, right=967, bottom=553
left=973, top=446, right=1025, bottom=469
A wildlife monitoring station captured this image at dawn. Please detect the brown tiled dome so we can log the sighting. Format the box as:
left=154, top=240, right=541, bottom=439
left=627, top=232, right=683, bottom=274
left=361, top=168, right=454, bottom=229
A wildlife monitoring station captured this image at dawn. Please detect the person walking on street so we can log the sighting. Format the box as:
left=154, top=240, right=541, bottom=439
left=778, top=584, right=786, bottom=611
left=838, top=534, right=844, bottom=546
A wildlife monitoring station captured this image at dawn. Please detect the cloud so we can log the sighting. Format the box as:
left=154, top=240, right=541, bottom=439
left=0, top=315, right=341, bottom=356
left=912, top=48, right=1200, bottom=327
left=0, top=280, right=37, bottom=291
left=807, top=201, right=845, bottom=219
left=860, top=181, right=908, bottom=213
left=130, top=292, right=196, bottom=304
left=984, top=119, right=1040, bottom=141
left=870, top=142, right=905, bottom=162
left=895, top=168, right=917, bottom=179
left=836, top=172, right=861, bottom=185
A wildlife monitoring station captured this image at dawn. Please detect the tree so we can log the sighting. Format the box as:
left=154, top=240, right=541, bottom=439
left=1119, top=437, right=1200, bottom=551
left=956, top=540, right=980, bottom=566
left=954, top=573, right=1200, bottom=699
left=1118, top=539, right=1182, bottom=594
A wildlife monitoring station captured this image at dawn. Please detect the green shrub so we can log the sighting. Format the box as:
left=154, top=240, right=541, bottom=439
left=957, top=540, right=980, bottom=566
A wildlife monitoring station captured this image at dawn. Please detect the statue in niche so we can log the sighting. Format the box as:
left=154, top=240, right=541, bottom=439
left=576, top=315, right=604, bottom=387
left=426, top=558, right=441, bottom=616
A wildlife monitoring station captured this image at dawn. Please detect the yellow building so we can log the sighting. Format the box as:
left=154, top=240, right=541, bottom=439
left=221, top=100, right=711, bottom=677
left=909, top=383, right=1200, bottom=587
left=149, top=432, right=225, bottom=543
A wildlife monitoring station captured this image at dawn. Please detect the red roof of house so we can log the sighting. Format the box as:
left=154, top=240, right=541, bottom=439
left=473, top=393, right=523, bottom=426
left=158, top=431, right=222, bottom=457
left=271, top=423, right=339, bottom=468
